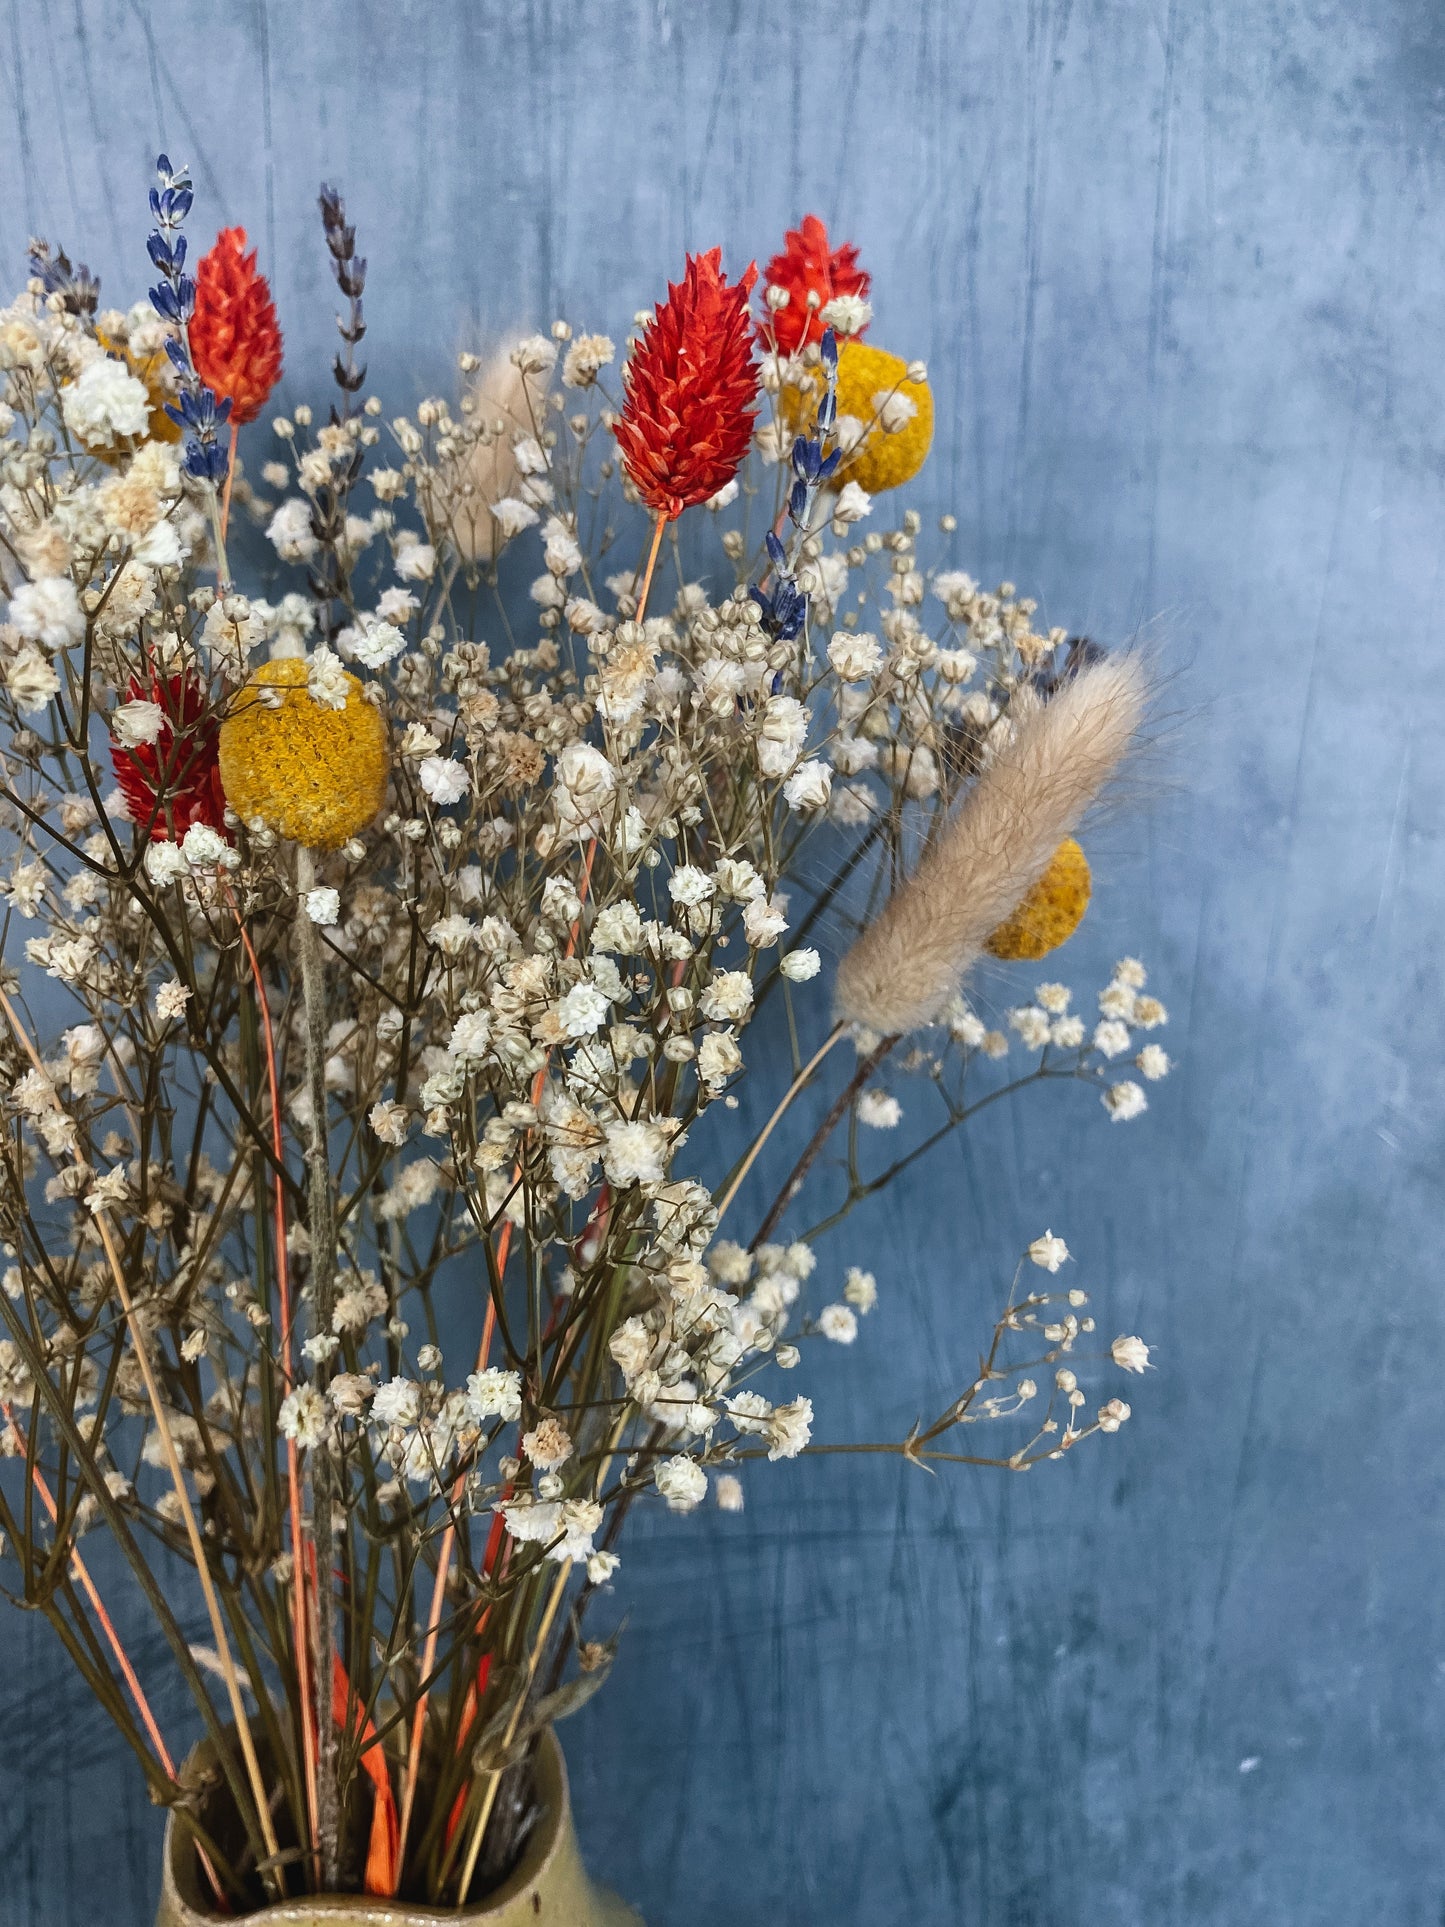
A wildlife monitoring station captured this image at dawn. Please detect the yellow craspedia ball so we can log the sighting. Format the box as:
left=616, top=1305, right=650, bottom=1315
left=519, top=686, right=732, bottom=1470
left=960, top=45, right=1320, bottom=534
left=985, top=838, right=1092, bottom=962
left=780, top=340, right=934, bottom=495
left=218, top=659, right=390, bottom=851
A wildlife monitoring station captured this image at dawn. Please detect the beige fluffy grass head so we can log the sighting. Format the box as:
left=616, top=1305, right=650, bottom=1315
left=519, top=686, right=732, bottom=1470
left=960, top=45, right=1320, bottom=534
left=429, top=342, right=549, bottom=566
left=834, top=654, right=1148, bottom=1035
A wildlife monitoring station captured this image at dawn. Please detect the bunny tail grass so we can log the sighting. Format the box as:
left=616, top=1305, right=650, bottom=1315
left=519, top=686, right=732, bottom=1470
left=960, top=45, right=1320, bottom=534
left=440, top=342, right=551, bottom=566
left=834, top=654, right=1148, bottom=1035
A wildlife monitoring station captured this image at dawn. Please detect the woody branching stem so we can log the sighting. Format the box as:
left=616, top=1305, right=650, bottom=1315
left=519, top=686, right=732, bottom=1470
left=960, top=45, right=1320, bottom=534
left=1, top=1403, right=177, bottom=1782
left=749, top=1034, right=899, bottom=1250
left=713, top=1020, right=845, bottom=1227
left=0, top=985, right=284, bottom=1897
left=229, top=891, right=320, bottom=1858
left=295, top=845, right=341, bottom=1888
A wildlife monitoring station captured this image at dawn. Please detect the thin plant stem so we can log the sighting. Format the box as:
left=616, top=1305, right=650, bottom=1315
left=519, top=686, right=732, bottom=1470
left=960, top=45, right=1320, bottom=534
left=0, top=985, right=284, bottom=1896
left=395, top=842, right=599, bottom=1881
left=0, top=1267, right=252, bottom=1898
left=206, top=480, right=232, bottom=595
left=749, top=1034, right=899, bottom=1250
left=295, top=845, right=341, bottom=1889
left=1, top=1405, right=232, bottom=1911
left=96, top=1212, right=286, bottom=1894
left=713, top=1021, right=846, bottom=1227
left=633, top=508, right=667, bottom=622
left=455, top=1557, right=572, bottom=1905
left=219, top=422, right=240, bottom=544
left=2, top=1405, right=176, bottom=1776
left=229, top=890, right=320, bottom=1864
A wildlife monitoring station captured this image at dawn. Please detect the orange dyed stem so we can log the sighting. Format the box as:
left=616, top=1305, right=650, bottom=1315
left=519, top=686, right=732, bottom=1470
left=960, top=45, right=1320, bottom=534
left=4, top=1405, right=176, bottom=1772
left=2, top=1406, right=230, bottom=1905
left=634, top=509, right=667, bottom=625
left=231, top=899, right=320, bottom=1863
left=219, top=421, right=240, bottom=544
left=331, top=1651, right=400, bottom=1894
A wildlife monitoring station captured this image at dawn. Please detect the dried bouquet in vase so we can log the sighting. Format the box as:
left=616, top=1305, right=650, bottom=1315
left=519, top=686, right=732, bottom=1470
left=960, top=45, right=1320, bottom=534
left=0, top=170, right=1168, bottom=1915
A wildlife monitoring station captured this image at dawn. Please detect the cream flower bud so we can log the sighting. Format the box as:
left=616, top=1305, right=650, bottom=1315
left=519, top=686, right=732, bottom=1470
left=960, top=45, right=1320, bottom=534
left=112, top=699, right=164, bottom=748
left=1110, top=1335, right=1151, bottom=1375
left=1027, top=1231, right=1069, bottom=1273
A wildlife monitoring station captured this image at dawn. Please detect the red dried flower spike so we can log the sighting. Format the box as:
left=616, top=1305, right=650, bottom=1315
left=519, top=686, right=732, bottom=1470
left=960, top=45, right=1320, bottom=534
left=759, top=215, right=871, bottom=356
left=189, top=227, right=283, bottom=426
left=110, top=672, right=229, bottom=843
left=615, top=248, right=759, bottom=521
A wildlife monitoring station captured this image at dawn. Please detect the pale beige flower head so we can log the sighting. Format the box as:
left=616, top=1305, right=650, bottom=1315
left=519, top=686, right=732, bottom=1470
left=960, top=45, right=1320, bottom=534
left=834, top=655, right=1148, bottom=1035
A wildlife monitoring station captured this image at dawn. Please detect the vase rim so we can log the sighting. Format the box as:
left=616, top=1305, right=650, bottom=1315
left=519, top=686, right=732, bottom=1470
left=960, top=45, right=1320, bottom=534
left=161, top=1726, right=572, bottom=1925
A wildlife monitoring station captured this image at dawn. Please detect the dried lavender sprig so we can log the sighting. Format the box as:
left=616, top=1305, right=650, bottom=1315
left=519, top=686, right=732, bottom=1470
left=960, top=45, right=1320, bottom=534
left=307, top=185, right=368, bottom=639
left=753, top=326, right=840, bottom=644
left=144, top=154, right=234, bottom=585
left=26, top=238, right=100, bottom=318
left=146, top=157, right=230, bottom=486
left=318, top=183, right=367, bottom=413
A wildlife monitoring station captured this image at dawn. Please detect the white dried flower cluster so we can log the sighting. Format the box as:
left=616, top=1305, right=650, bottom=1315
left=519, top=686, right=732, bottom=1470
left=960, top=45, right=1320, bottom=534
left=982, top=960, right=1172, bottom=1122
left=0, top=247, right=1161, bottom=1895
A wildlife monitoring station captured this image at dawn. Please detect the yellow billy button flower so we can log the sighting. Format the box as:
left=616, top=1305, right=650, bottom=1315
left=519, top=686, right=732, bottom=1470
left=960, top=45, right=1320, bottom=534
left=782, top=339, right=934, bottom=494
left=985, top=837, right=1092, bottom=962
left=218, top=659, right=389, bottom=850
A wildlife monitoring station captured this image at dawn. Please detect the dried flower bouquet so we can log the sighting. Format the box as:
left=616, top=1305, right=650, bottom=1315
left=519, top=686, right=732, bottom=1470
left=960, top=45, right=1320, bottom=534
left=0, top=170, right=1166, bottom=1910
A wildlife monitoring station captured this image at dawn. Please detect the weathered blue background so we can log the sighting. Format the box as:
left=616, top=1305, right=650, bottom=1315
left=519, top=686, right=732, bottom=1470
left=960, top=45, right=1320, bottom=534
left=2, top=2, right=1441, bottom=1921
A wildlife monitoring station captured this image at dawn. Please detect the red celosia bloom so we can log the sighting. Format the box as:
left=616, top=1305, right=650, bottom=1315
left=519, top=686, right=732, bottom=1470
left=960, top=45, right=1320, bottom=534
left=615, top=248, right=759, bottom=520
left=189, top=227, right=284, bottom=426
left=759, top=215, right=871, bottom=356
left=110, top=672, right=229, bottom=843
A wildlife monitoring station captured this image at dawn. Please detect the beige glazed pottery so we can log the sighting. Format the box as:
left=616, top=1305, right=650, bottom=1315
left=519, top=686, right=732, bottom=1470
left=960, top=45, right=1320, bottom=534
left=156, top=1729, right=641, bottom=1927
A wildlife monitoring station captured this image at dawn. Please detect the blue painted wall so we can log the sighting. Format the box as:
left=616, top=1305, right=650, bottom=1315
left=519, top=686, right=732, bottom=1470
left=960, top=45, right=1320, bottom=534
left=2, top=3, right=1441, bottom=1921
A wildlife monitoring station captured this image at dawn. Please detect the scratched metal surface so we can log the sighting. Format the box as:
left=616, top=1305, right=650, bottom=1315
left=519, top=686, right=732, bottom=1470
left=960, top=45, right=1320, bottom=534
left=2, top=1, right=1442, bottom=1921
